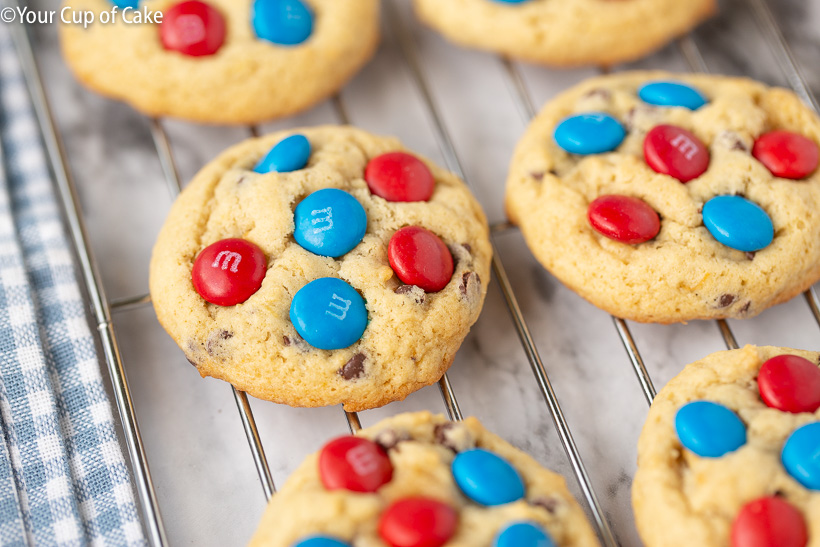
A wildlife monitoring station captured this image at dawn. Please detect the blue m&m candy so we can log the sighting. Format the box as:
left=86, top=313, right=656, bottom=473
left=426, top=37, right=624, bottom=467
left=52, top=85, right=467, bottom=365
left=255, top=134, right=311, bottom=174
left=452, top=449, right=525, bottom=506
left=294, top=189, right=367, bottom=258
left=495, top=522, right=555, bottom=547
left=702, top=196, right=774, bottom=252
left=554, top=113, right=625, bottom=155
left=675, top=401, right=747, bottom=458
left=639, top=81, right=708, bottom=110
left=252, top=0, right=313, bottom=45
left=111, top=0, right=139, bottom=8
left=492, top=0, right=529, bottom=3
left=290, top=278, right=368, bottom=350
left=292, top=537, right=350, bottom=547
left=782, top=422, right=820, bottom=490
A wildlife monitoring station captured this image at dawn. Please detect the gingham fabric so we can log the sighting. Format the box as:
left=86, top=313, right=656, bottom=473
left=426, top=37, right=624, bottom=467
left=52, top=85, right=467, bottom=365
left=0, top=23, right=146, bottom=546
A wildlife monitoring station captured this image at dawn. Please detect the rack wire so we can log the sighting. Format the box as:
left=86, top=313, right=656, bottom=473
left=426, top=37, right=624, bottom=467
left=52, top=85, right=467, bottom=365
left=9, top=0, right=819, bottom=545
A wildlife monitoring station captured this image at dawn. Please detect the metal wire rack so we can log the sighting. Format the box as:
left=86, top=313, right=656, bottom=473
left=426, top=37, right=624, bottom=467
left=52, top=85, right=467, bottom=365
left=9, top=0, right=820, bottom=545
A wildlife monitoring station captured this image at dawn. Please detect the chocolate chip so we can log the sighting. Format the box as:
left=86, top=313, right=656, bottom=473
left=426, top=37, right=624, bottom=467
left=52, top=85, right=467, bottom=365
left=531, top=171, right=545, bottom=181
left=395, top=284, right=425, bottom=304
left=339, top=353, right=366, bottom=380
left=531, top=497, right=561, bottom=515
left=623, top=107, right=636, bottom=131
left=462, top=243, right=472, bottom=254
left=745, top=252, right=756, bottom=260
left=185, top=356, right=198, bottom=368
left=774, top=489, right=785, bottom=498
left=584, top=88, right=612, bottom=101
left=236, top=174, right=247, bottom=185
left=732, top=140, right=748, bottom=152
left=459, top=272, right=480, bottom=296
left=740, top=301, right=752, bottom=314
left=283, top=335, right=291, bottom=346
left=374, top=429, right=411, bottom=452
left=718, top=294, right=736, bottom=308
left=434, top=423, right=460, bottom=452
left=206, top=330, right=233, bottom=356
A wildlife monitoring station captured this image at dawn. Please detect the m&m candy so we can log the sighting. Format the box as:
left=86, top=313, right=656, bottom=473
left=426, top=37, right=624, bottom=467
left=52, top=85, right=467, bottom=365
left=289, top=278, right=368, bottom=350
left=494, top=522, right=556, bottom=547
left=192, top=238, right=266, bottom=306
left=702, top=196, right=774, bottom=253
left=292, top=537, right=351, bottom=547
left=388, top=227, right=454, bottom=293
left=638, top=81, right=708, bottom=110
left=781, top=422, right=820, bottom=490
left=554, top=113, right=626, bottom=155
left=319, top=436, right=392, bottom=493
left=255, top=134, right=311, bottom=173
left=731, top=497, right=808, bottom=547
left=365, top=152, right=435, bottom=202
left=675, top=401, right=747, bottom=458
left=587, top=195, right=661, bottom=244
left=111, top=0, right=140, bottom=8
left=644, top=124, right=709, bottom=182
left=452, top=449, right=525, bottom=506
left=378, top=498, right=457, bottom=547
left=160, top=1, right=226, bottom=57
left=294, top=189, right=367, bottom=258
left=252, top=0, right=314, bottom=45
left=752, top=131, right=819, bottom=179
left=758, top=354, right=820, bottom=414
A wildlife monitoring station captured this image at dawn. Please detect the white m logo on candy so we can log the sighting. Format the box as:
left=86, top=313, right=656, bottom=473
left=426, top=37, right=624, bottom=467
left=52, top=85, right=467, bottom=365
left=311, top=207, right=333, bottom=234
left=346, top=445, right=380, bottom=475
left=326, top=293, right=351, bottom=320
left=212, top=251, right=242, bottom=273
left=670, top=134, right=699, bottom=160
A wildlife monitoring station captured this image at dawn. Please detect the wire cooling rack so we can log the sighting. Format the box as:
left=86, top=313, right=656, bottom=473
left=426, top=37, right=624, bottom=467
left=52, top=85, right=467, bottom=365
left=9, top=0, right=820, bottom=545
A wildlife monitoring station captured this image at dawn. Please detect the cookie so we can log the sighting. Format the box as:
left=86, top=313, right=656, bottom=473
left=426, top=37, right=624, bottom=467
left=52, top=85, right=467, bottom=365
left=149, top=126, right=491, bottom=411
left=632, top=346, right=820, bottom=546
left=413, top=0, right=715, bottom=67
left=249, top=411, right=601, bottom=547
left=505, top=71, right=820, bottom=323
left=59, top=0, right=379, bottom=124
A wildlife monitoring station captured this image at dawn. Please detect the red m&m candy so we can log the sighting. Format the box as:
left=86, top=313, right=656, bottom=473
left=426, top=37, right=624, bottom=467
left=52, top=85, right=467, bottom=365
left=644, top=124, right=709, bottom=182
left=160, top=1, right=227, bottom=57
left=757, top=354, right=820, bottom=413
left=365, top=152, right=435, bottom=202
left=588, top=195, right=660, bottom=244
left=731, top=497, right=808, bottom=547
left=192, top=238, right=266, bottom=306
left=388, top=227, right=454, bottom=293
left=752, top=130, right=819, bottom=179
left=378, top=497, right=458, bottom=547
left=319, top=437, right=392, bottom=493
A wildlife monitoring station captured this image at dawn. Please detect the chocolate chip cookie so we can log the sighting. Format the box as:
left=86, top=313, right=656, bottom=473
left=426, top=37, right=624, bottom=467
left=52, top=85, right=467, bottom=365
left=149, top=126, right=491, bottom=411
left=632, top=345, right=820, bottom=546
left=250, top=411, right=600, bottom=547
left=59, top=0, right=379, bottom=124
left=413, top=0, right=715, bottom=67
left=506, top=71, right=820, bottom=323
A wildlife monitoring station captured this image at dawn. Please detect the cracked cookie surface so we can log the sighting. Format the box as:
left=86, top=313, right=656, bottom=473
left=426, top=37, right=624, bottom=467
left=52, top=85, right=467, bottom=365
left=249, top=411, right=600, bottom=547
left=413, top=0, right=715, bottom=67
left=632, top=345, right=820, bottom=547
left=59, top=0, right=379, bottom=124
left=506, top=71, right=820, bottom=323
left=149, top=126, right=491, bottom=411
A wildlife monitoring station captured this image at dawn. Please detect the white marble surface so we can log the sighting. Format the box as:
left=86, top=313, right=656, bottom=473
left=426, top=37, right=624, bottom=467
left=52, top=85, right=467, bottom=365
left=22, top=0, right=820, bottom=545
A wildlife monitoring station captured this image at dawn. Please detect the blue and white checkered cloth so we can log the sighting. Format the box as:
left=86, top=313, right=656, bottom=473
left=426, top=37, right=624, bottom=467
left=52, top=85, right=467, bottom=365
left=0, top=23, right=146, bottom=546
